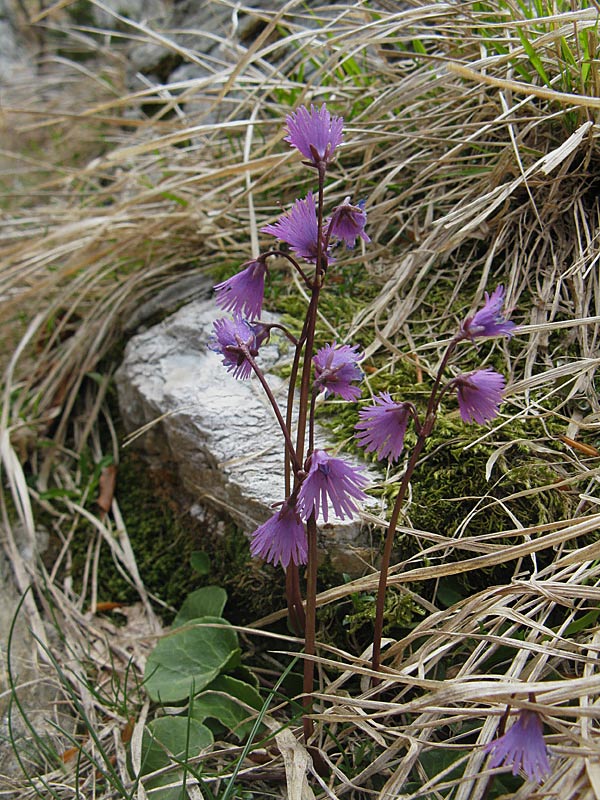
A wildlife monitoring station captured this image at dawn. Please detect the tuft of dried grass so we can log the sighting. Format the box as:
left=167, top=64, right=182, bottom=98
left=1, top=0, right=600, bottom=797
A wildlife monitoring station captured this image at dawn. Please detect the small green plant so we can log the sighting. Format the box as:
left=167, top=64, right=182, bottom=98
left=140, top=567, right=264, bottom=799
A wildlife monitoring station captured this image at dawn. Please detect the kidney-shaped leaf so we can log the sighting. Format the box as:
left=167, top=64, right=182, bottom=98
left=141, top=716, right=213, bottom=800
left=173, top=587, right=227, bottom=628
left=144, top=616, right=239, bottom=703
left=190, top=675, right=263, bottom=740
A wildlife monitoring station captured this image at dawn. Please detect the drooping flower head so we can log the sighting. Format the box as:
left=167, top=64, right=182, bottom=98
left=355, top=393, right=411, bottom=462
left=313, top=342, right=362, bottom=401
left=484, top=709, right=550, bottom=783
left=210, top=314, right=259, bottom=380
left=261, top=193, right=323, bottom=263
left=454, top=368, right=505, bottom=424
left=460, top=285, right=516, bottom=340
left=297, top=450, right=367, bottom=523
left=284, top=103, right=344, bottom=166
left=214, top=258, right=267, bottom=320
left=250, top=500, right=307, bottom=568
left=327, top=197, right=370, bottom=249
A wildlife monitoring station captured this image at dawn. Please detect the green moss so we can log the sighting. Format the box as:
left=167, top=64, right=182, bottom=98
left=62, top=453, right=201, bottom=618
left=316, top=358, right=579, bottom=600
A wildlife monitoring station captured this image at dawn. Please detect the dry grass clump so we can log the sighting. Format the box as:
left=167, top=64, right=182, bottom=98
left=1, top=0, right=600, bottom=797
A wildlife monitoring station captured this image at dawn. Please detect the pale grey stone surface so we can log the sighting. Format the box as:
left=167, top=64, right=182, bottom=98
left=0, top=2, right=32, bottom=84
left=116, top=289, right=376, bottom=574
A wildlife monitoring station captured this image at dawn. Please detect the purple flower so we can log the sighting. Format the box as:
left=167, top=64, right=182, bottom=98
left=250, top=501, right=307, bottom=568
left=460, top=285, right=516, bottom=340
left=210, top=314, right=259, bottom=380
left=313, top=342, right=362, bottom=401
left=214, top=258, right=267, bottom=320
left=327, top=197, right=370, bottom=248
left=284, top=103, right=344, bottom=166
left=297, top=450, right=368, bottom=523
left=261, top=193, right=322, bottom=263
left=355, top=393, right=411, bottom=462
left=484, top=709, right=551, bottom=783
left=455, top=368, right=505, bottom=424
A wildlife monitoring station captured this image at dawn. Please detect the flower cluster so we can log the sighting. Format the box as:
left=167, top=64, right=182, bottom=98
left=250, top=500, right=307, bottom=569
left=354, top=287, right=515, bottom=463
left=355, top=393, right=412, bottom=462
left=327, top=197, right=371, bottom=249
left=214, top=258, right=267, bottom=320
left=208, top=104, right=372, bottom=569
left=297, top=450, right=367, bottom=524
left=210, top=315, right=259, bottom=380
left=208, top=105, right=519, bottom=628
left=203, top=103, right=546, bottom=782
left=261, top=192, right=322, bottom=263
left=250, top=449, right=367, bottom=565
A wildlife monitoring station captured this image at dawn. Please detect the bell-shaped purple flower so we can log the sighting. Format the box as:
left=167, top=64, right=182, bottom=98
left=313, top=342, right=362, bottom=401
left=284, top=103, right=344, bottom=166
left=261, top=193, right=323, bottom=263
left=297, top=450, right=367, bottom=523
left=210, top=314, right=259, bottom=380
left=355, top=393, right=411, bottom=462
left=484, top=709, right=550, bottom=783
left=250, top=500, right=307, bottom=568
left=454, top=368, right=505, bottom=424
left=460, top=285, right=516, bottom=340
left=327, top=197, right=370, bottom=248
left=214, top=258, right=267, bottom=320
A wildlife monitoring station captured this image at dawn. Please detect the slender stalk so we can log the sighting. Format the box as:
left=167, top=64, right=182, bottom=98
left=241, top=347, right=301, bottom=474
left=297, top=161, right=327, bottom=744
left=245, top=341, right=307, bottom=633
left=283, top=307, right=315, bottom=637
left=308, top=389, right=318, bottom=456
left=302, top=513, right=318, bottom=742
left=371, top=339, right=459, bottom=674
left=295, top=162, right=327, bottom=469
left=285, top=562, right=305, bottom=634
left=371, top=435, right=427, bottom=674
left=263, top=249, right=313, bottom=288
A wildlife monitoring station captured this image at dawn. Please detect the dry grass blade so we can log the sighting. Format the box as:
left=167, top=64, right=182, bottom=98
left=1, top=0, right=600, bottom=798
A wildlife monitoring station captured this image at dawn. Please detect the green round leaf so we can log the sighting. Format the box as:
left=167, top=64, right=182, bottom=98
left=190, top=675, right=263, bottom=740
left=141, top=716, right=213, bottom=800
left=173, top=587, right=227, bottom=628
left=190, top=551, right=210, bottom=576
left=144, top=616, right=240, bottom=703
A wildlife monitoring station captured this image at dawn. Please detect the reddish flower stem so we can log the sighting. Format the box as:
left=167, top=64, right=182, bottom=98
left=241, top=347, right=301, bottom=475
left=302, top=512, right=318, bottom=741
left=371, top=340, right=458, bottom=675
left=263, top=249, right=313, bottom=288
left=297, top=161, right=327, bottom=742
